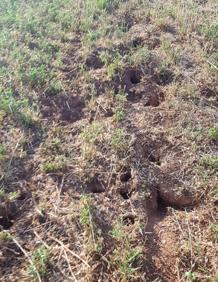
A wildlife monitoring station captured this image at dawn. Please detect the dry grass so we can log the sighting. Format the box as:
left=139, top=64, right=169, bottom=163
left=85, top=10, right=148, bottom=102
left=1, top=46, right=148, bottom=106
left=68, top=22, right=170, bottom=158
left=0, top=0, right=217, bottom=281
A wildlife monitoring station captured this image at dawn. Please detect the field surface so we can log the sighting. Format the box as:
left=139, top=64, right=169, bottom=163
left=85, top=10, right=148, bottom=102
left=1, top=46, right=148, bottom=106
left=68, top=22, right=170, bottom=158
left=0, top=0, right=217, bottom=281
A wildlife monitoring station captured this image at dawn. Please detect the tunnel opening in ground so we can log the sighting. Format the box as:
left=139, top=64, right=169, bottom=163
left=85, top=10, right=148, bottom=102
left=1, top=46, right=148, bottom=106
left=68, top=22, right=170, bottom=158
left=120, top=167, right=132, bottom=182
left=155, top=189, right=195, bottom=213
left=122, top=214, right=135, bottom=226
left=86, top=178, right=105, bottom=194
left=120, top=189, right=132, bottom=200
left=156, top=193, right=168, bottom=214
left=154, top=69, right=174, bottom=86
left=0, top=216, right=14, bottom=230
left=148, top=153, right=161, bottom=166
left=132, top=38, right=144, bottom=48
left=129, top=70, right=141, bottom=85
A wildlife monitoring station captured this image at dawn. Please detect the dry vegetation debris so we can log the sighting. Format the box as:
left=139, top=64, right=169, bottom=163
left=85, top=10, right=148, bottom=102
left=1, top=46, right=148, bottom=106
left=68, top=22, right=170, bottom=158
left=0, top=0, right=217, bottom=281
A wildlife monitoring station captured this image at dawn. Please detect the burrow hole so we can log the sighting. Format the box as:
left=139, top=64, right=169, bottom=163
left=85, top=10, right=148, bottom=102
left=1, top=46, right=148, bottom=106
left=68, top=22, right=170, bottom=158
left=0, top=215, right=14, bottom=230
left=148, top=153, right=161, bottom=166
left=122, top=214, right=135, bottom=226
left=132, top=38, right=144, bottom=48
left=155, top=189, right=193, bottom=213
left=86, top=178, right=105, bottom=193
left=129, top=70, right=141, bottom=85
left=156, top=192, right=168, bottom=214
left=120, top=189, right=132, bottom=200
left=154, top=69, right=174, bottom=86
left=120, top=167, right=132, bottom=182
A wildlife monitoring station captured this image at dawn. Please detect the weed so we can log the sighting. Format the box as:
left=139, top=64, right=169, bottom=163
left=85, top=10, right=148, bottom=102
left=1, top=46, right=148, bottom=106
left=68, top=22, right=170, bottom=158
left=49, top=138, right=61, bottom=153
left=114, top=109, right=125, bottom=122
left=46, top=79, right=63, bottom=96
left=200, top=156, right=218, bottom=171
left=0, top=187, right=6, bottom=197
left=80, top=196, right=92, bottom=227
left=83, top=30, right=101, bottom=47
left=110, top=222, right=125, bottom=240
left=209, top=223, right=218, bottom=243
left=99, top=50, right=110, bottom=66
left=80, top=196, right=102, bottom=253
left=184, top=271, right=197, bottom=282
left=115, top=91, right=127, bottom=107
left=81, top=123, right=103, bottom=160
left=113, top=90, right=127, bottom=122
left=0, top=89, right=36, bottom=127
left=42, top=162, right=57, bottom=173
left=0, top=89, right=27, bottom=114
left=95, top=0, right=112, bottom=10
left=0, top=186, right=19, bottom=201
left=81, top=122, right=102, bottom=144
left=117, top=248, right=141, bottom=279
left=0, top=144, right=7, bottom=161
left=42, top=157, right=66, bottom=173
left=200, top=23, right=218, bottom=41
left=25, top=65, right=48, bottom=87
left=111, top=128, right=128, bottom=152
left=208, top=127, right=218, bottom=142
left=0, top=230, right=11, bottom=242
left=110, top=221, right=142, bottom=279
left=27, top=245, right=50, bottom=278
left=107, top=53, right=123, bottom=78
left=129, top=46, right=150, bottom=67
left=19, top=109, right=36, bottom=128
left=8, top=191, right=19, bottom=201
left=161, top=38, right=179, bottom=63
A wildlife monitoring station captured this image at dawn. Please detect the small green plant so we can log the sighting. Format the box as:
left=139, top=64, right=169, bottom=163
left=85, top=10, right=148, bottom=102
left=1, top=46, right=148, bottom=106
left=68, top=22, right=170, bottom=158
left=8, top=191, right=19, bottom=201
left=25, top=65, right=48, bottom=87
left=81, top=122, right=102, bottom=144
left=115, top=91, right=127, bottom=106
left=0, top=143, right=7, bottom=160
left=99, top=50, right=110, bottom=66
left=46, top=79, right=63, bottom=96
left=0, top=186, right=5, bottom=197
left=161, top=38, right=179, bottom=63
left=209, top=223, right=218, bottom=242
left=27, top=245, right=50, bottom=278
left=200, top=23, right=218, bottom=44
left=0, top=89, right=28, bottom=114
left=107, top=53, right=123, bottom=78
left=110, top=221, right=142, bottom=279
left=0, top=187, right=19, bottom=201
left=83, top=30, right=101, bottom=47
left=49, top=138, right=61, bottom=153
left=95, top=0, right=112, bottom=10
left=42, top=156, right=66, bottom=173
left=115, top=248, right=141, bottom=279
left=19, top=109, right=36, bottom=128
left=185, top=270, right=197, bottom=281
left=80, top=122, right=103, bottom=160
left=0, top=89, right=35, bottom=127
left=129, top=46, right=150, bottom=67
left=114, top=108, right=124, bottom=122
left=0, top=231, right=11, bottom=242
left=113, top=91, right=127, bottom=122
left=208, top=127, right=218, bottom=142
left=42, top=162, right=58, bottom=173
left=80, top=196, right=92, bottom=227
left=80, top=196, right=101, bottom=253
left=110, top=222, right=125, bottom=240
left=200, top=156, right=218, bottom=171
left=111, top=128, right=127, bottom=151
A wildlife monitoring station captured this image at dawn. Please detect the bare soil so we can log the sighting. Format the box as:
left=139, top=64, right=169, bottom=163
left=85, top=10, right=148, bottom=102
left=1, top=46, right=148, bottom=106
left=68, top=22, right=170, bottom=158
left=0, top=0, right=217, bottom=281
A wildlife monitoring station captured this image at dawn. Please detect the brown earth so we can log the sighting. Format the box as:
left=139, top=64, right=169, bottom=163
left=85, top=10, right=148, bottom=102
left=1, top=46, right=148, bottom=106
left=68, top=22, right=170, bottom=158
left=0, top=0, right=217, bottom=281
